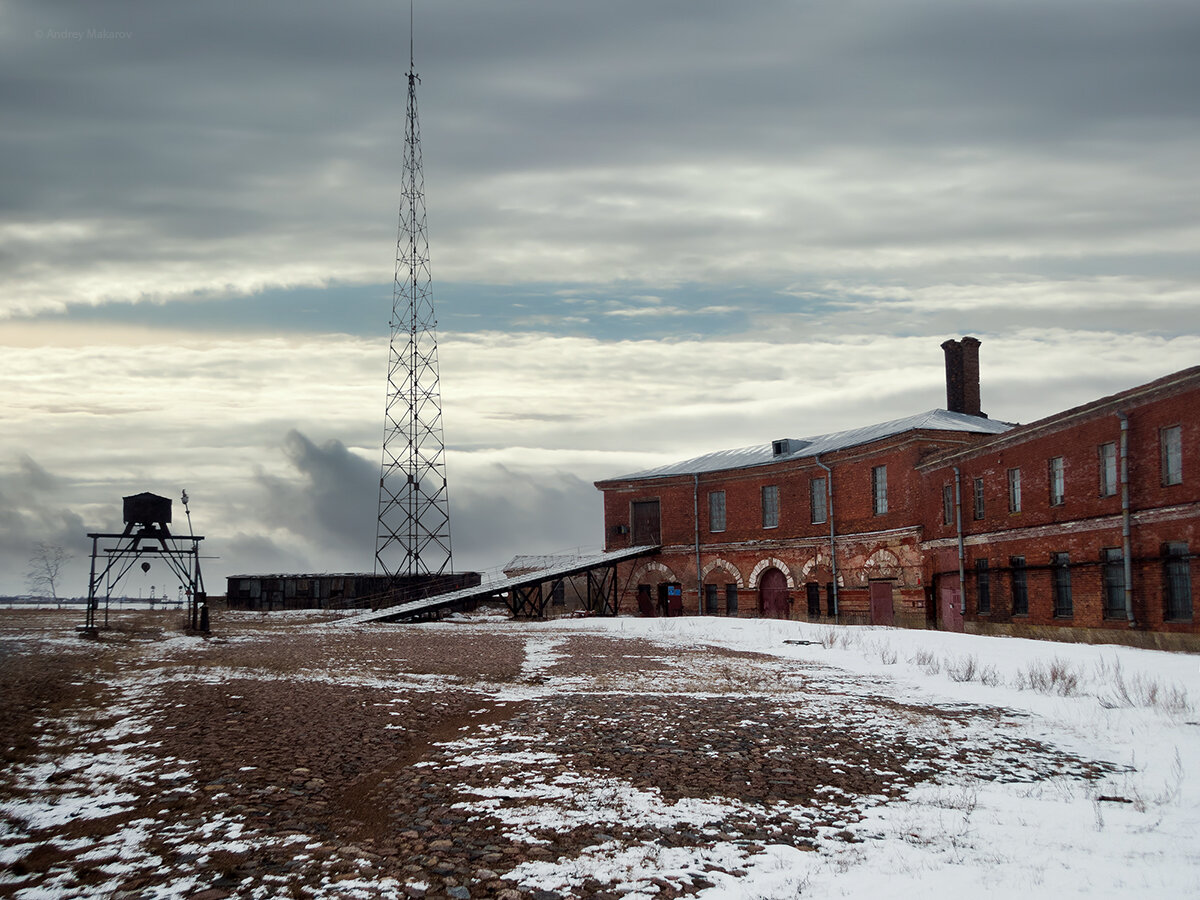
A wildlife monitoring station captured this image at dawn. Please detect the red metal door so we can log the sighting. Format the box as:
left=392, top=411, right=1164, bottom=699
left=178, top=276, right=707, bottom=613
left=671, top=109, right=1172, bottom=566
left=759, top=569, right=789, bottom=619
left=869, top=581, right=894, bottom=626
left=939, top=574, right=964, bottom=632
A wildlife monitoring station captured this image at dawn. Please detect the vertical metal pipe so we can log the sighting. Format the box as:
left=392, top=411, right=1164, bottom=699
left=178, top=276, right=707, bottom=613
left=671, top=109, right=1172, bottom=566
left=694, top=474, right=703, bottom=615
left=954, top=467, right=965, bottom=614
left=814, top=456, right=839, bottom=620
left=1118, top=411, right=1135, bottom=625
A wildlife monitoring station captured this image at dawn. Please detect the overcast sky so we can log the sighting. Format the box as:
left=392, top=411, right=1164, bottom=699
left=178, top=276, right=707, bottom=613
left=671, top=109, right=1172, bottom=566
left=3, top=0, right=1199, bottom=597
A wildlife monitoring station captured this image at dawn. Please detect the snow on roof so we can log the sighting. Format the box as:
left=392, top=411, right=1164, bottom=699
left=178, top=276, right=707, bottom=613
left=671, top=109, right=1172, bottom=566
left=504, top=554, right=583, bottom=573
left=606, top=409, right=1013, bottom=482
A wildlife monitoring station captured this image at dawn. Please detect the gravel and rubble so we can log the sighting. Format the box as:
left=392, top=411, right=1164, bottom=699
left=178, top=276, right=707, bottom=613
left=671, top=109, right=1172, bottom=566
left=0, top=608, right=1182, bottom=899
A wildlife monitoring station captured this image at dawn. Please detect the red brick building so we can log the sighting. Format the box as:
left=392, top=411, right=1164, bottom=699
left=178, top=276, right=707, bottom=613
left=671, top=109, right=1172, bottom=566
left=919, top=365, right=1199, bottom=642
left=595, top=340, right=1198, bottom=643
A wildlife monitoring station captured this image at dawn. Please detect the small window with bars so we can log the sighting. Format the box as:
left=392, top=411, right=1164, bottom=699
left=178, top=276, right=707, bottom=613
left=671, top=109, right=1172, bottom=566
left=1102, top=548, right=1125, bottom=619
left=1010, top=556, right=1028, bottom=616
left=1163, top=542, right=1192, bottom=621
left=975, top=558, right=990, bottom=614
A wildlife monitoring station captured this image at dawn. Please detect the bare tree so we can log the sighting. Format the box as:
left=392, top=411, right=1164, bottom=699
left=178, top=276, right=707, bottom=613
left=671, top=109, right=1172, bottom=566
left=26, top=543, right=72, bottom=608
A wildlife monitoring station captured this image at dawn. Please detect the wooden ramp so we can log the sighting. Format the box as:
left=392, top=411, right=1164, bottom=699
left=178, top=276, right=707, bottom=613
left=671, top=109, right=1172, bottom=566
left=338, top=545, right=660, bottom=625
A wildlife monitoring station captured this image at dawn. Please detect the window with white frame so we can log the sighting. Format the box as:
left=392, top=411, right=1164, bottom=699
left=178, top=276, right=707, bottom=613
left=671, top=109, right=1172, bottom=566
left=1049, top=457, right=1065, bottom=506
left=1008, top=468, right=1022, bottom=513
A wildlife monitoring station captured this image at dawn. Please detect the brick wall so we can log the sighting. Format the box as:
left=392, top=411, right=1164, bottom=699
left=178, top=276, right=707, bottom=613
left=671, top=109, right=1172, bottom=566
left=919, top=368, right=1200, bottom=635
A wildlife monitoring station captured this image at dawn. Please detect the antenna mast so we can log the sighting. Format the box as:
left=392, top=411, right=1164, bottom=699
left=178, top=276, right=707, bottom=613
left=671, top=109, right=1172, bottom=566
left=375, top=4, right=453, bottom=582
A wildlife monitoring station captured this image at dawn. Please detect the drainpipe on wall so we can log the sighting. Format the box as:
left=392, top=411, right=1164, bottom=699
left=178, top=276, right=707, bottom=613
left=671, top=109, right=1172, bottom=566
left=694, top=473, right=703, bottom=616
left=1118, top=411, right=1135, bottom=626
left=815, top=455, right=839, bottom=621
left=953, top=466, right=966, bottom=615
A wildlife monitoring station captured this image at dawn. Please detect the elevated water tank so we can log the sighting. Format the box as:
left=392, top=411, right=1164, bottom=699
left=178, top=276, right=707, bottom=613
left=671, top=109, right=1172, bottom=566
left=123, top=492, right=172, bottom=526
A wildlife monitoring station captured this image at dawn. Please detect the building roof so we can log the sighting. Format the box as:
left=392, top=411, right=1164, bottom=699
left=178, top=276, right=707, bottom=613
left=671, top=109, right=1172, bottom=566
left=602, top=409, right=1013, bottom=483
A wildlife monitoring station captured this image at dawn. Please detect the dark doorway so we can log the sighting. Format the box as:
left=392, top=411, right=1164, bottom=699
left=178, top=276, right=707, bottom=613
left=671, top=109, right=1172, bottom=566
left=759, top=568, right=790, bottom=618
left=657, top=582, right=682, bottom=617
left=637, top=584, right=654, bottom=617
left=805, top=582, right=821, bottom=618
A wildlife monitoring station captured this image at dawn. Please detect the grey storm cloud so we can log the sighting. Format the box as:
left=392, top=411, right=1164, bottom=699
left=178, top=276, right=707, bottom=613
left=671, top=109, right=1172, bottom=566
left=0, top=455, right=91, bottom=596
left=4, top=0, right=1200, bottom=315
left=254, top=430, right=378, bottom=559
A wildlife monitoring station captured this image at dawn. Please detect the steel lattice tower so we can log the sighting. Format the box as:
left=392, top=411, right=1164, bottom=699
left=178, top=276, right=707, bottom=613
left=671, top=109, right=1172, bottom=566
left=375, top=22, right=453, bottom=582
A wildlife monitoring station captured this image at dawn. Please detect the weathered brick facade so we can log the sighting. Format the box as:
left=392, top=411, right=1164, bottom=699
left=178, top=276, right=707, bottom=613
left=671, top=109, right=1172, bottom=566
left=919, top=366, right=1199, bottom=642
left=595, top=345, right=1198, bottom=644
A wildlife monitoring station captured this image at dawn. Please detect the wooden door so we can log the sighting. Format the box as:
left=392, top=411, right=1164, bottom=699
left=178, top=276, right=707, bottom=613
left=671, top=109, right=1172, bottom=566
left=760, top=568, right=790, bottom=619
left=869, top=581, right=895, bottom=626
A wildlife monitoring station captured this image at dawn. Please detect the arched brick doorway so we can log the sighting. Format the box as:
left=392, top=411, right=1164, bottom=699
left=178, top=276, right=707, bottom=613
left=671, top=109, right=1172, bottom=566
left=759, top=568, right=790, bottom=619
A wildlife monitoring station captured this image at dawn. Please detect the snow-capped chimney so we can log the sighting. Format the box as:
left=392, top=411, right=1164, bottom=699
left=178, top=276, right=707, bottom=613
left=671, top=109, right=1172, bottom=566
left=941, top=336, right=985, bottom=418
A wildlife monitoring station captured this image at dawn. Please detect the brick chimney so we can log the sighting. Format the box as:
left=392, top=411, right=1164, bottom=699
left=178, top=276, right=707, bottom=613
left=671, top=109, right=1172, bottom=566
left=941, top=336, right=985, bottom=418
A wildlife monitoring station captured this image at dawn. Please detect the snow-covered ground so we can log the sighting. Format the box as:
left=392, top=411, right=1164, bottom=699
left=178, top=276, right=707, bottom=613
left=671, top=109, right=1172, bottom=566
left=1, top=610, right=1197, bottom=898
left=466, top=615, right=1200, bottom=899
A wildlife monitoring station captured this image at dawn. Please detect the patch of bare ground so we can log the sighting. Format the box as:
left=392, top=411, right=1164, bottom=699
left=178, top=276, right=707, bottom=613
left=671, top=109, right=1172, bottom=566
left=0, top=611, right=1116, bottom=899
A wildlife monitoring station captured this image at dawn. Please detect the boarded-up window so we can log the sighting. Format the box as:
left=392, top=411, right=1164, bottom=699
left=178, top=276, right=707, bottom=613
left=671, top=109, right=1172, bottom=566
left=708, top=491, right=726, bottom=533
left=942, top=483, right=955, bottom=526
left=725, top=584, right=738, bottom=615
left=1162, top=425, right=1183, bottom=485
left=631, top=500, right=660, bottom=546
left=762, top=485, right=779, bottom=528
left=810, top=477, right=827, bottom=524
left=1098, top=442, right=1117, bottom=497
left=704, top=583, right=719, bottom=614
